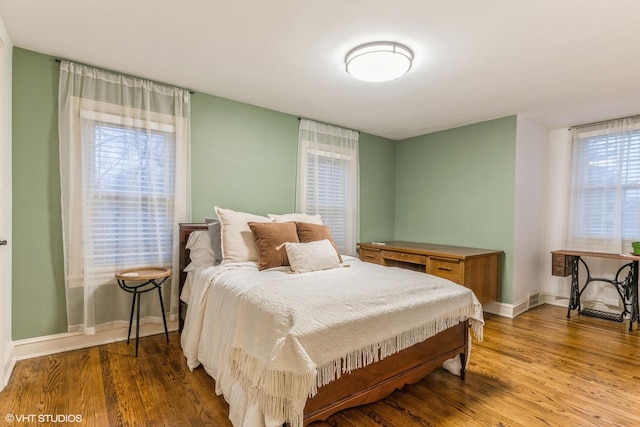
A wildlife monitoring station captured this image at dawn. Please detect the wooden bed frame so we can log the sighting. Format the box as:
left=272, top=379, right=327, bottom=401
left=178, top=223, right=469, bottom=425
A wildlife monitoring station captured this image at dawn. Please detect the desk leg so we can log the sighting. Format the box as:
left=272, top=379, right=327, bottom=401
left=630, top=261, right=639, bottom=332
left=567, top=256, right=580, bottom=317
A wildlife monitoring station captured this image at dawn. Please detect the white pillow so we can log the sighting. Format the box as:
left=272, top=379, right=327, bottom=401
left=184, top=230, right=214, bottom=271
left=215, top=206, right=271, bottom=263
left=268, top=213, right=322, bottom=224
left=285, top=239, right=341, bottom=273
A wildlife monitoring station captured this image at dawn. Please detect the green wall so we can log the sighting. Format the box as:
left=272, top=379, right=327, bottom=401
left=395, top=117, right=517, bottom=302
left=12, top=48, right=67, bottom=339
left=190, top=94, right=298, bottom=219
left=358, top=132, right=397, bottom=242
left=11, top=47, right=397, bottom=339
left=189, top=95, right=397, bottom=232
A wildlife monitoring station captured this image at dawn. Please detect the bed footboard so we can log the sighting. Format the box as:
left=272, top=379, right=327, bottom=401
left=303, top=320, right=469, bottom=425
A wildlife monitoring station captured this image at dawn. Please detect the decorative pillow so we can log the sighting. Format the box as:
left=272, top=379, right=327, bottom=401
left=204, top=217, right=223, bottom=263
left=184, top=230, right=214, bottom=271
left=248, top=221, right=299, bottom=270
left=295, top=222, right=343, bottom=262
left=268, top=213, right=323, bottom=225
left=215, top=206, right=271, bottom=263
left=285, top=240, right=341, bottom=273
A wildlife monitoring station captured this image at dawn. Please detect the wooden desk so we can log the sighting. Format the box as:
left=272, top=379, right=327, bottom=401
left=551, top=250, right=640, bottom=331
left=358, top=241, right=503, bottom=304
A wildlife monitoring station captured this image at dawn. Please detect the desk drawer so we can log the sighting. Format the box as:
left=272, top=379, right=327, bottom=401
left=552, top=253, right=571, bottom=277
left=382, top=250, right=427, bottom=265
left=360, top=248, right=383, bottom=265
left=429, top=257, right=463, bottom=283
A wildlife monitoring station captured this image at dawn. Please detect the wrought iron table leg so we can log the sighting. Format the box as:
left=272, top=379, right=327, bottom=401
left=135, top=289, right=141, bottom=357
left=157, top=282, right=169, bottom=342
left=127, top=291, right=136, bottom=344
left=629, top=261, right=639, bottom=332
left=568, top=256, right=580, bottom=317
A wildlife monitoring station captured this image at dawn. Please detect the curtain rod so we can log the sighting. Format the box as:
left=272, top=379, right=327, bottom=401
left=570, top=114, right=640, bottom=130
left=54, top=58, right=195, bottom=94
left=297, top=116, right=360, bottom=134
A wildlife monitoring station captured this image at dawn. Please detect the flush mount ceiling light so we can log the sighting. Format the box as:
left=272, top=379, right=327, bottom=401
left=345, top=42, right=414, bottom=82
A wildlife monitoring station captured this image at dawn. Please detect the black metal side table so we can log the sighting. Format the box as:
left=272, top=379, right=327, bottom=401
left=115, top=267, right=172, bottom=356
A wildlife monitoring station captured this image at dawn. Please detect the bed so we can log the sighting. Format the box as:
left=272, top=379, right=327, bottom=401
left=178, top=209, right=484, bottom=427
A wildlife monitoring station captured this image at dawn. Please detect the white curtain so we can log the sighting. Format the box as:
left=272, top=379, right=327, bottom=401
left=296, top=119, right=359, bottom=256
left=566, top=116, right=640, bottom=254
left=58, top=61, right=190, bottom=334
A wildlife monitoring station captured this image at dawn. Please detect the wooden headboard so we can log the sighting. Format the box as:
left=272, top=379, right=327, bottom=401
left=178, top=222, right=208, bottom=332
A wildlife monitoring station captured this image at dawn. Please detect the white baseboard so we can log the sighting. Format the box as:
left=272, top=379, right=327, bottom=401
left=543, top=293, right=626, bottom=315
left=464, top=293, right=622, bottom=322
left=12, top=320, right=178, bottom=361
left=2, top=341, right=15, bottom=390
left=483, top=295, right=530, bottom=318
left=544, top=293, right=570, bottom=308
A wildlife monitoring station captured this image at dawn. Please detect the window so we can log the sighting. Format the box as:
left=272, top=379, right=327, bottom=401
left=303, top=148, right=351, bottom=247
left=297, top=119, right=359, bottom=255
left=567, top=117, right=640, bottom=252
left=67, top=107, right=182, bottom=286
left=84, top=121, right=175, bottom=273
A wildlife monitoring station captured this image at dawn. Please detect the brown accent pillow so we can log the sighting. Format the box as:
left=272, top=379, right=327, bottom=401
left=248, top=221, right=299, bottom=270
left=294, top=222, right=343, bottom=263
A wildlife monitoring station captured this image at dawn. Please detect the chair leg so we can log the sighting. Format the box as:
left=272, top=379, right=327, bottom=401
left=157, top=286, right=169, bottom=342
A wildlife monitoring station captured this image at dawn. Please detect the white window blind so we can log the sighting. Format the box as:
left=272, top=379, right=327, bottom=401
left=304, top=148, right=351, bottom=247
left=567, top=117, right=640, bottom=253
left=82, top=120, right=175, bottom=273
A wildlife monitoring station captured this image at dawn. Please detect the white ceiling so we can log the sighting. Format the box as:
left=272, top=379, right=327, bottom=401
left=1, top=0, right=639, bottom=139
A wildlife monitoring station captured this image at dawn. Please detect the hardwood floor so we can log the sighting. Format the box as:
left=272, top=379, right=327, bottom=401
left=1, top=304, right=638, bottom=426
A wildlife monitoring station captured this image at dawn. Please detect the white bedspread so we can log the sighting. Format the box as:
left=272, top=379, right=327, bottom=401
left=181, top=256, right=484, bottom=427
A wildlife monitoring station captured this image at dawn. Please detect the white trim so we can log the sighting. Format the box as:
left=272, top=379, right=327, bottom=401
left=12, top=319, right=178, bottom=361
left=543, top=292, right=625, bottom=314
left=80, top=109, right=176, bottom=133
left=482, top=301, right=509, bottom=317
left=0, top=17, right=12, bottom=392
left=3, top=341, right=14, bottom=388
left=484, top=293, right=626, bottom=318
left=483, top=297, right=529, bottom=318
left=544, top=293, right=571, bottom=308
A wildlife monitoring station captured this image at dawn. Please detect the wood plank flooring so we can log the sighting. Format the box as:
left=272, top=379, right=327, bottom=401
left=1, top=304, right=639, bottom=426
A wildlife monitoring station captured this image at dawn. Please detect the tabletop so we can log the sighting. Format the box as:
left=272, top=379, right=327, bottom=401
left=115, top=267, right=172, bottom=281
